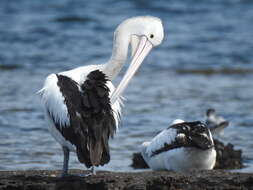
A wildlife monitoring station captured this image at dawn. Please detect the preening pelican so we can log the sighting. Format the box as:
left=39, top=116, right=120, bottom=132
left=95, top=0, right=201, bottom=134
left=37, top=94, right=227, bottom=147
left=38, top=16, right=164, bottom=176
left=141, top=119, right=216, bottom=172
left=206, top=108, right=229, bottom=136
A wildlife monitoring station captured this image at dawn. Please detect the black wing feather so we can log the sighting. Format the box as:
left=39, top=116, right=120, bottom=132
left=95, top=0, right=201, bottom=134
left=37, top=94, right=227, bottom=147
left=54, top=70, right=116, bottom=168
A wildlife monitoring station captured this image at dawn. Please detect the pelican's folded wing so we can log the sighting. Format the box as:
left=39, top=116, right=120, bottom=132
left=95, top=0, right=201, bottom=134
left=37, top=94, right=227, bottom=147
left=41, top=70, right=116, bottom=168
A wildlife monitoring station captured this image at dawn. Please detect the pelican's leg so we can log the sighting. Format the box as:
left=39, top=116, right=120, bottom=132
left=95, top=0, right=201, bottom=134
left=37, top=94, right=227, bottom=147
left=61, top=146, right=69, bottom=177
left=91, top=166, right=96, bottom=175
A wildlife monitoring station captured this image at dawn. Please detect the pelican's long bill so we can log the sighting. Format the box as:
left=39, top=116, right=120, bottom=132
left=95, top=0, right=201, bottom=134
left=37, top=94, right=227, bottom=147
left=110, top=36, right=153, bottom=104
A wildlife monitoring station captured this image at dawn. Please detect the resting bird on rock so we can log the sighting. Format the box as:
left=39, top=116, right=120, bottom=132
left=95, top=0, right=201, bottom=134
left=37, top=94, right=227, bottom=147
left=141, top=119, right=216, bottom=172
left=38, top=16, right=164, bottom=176
left=206, top=108, right=229, bottom=136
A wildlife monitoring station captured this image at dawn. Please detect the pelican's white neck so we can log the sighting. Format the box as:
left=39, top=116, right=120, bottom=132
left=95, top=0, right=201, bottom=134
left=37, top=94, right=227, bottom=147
left=103, top=23, right=130, bottom=80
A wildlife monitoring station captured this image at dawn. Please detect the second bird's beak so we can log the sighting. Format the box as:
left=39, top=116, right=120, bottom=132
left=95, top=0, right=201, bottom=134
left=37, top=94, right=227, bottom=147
left=110, top=35, right=153, bottom=104
left=191, top=133, right=214, bottom=150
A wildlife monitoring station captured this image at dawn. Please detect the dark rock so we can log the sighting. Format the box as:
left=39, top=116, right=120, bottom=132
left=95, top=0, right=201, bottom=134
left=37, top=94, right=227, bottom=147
left=213, top=139, right=243, bottom=169
left=131, top=138, right=243, bottom=170
left=0, top=170, right=253, bottom=190
left=132, top=152, right=149, bottom=169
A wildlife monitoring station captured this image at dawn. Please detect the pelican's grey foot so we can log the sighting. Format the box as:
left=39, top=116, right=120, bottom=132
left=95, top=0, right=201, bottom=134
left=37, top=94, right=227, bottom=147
left=91, top=166, right=96, bottom=175
left=78, top=167, right=96, bottom=177
left=77, top=173, right=92, bottom=177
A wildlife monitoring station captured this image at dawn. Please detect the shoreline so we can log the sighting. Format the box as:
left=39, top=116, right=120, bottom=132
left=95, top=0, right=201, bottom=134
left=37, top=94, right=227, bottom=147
left=1, top=169, right=253, bottom=190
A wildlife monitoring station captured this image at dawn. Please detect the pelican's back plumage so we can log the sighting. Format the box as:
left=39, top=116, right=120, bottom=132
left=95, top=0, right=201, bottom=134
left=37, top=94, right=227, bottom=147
left=40, top=70, right=118, bottom=168
left=58, top=70, right=117, bottom=167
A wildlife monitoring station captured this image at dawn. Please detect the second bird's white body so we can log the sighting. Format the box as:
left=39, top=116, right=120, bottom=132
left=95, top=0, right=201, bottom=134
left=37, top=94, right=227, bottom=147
left=141, top=120, right=216, bottom=172
left=141, top=142, right=216, bottom=172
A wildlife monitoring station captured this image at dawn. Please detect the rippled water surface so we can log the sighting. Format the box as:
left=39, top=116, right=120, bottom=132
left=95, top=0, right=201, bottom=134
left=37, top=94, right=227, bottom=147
left=0, top=0, right=252, bottom=172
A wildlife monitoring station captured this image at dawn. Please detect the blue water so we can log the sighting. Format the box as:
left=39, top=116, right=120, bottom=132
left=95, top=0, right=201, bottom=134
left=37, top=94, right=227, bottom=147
left=0, top=0, right=252, bottom=172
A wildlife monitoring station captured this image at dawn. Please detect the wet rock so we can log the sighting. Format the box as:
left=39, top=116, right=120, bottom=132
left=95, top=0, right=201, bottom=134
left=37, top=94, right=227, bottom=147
left=0, top=170, right=253, bottom=190
left=132, top=152, right=149, bottom=169
left=131, top=138, right=243, bottom=170
left=213, top=139, right=242, bottom=169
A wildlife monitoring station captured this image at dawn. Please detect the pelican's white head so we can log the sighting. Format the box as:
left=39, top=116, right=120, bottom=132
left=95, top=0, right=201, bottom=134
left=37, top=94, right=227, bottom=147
left=122, top=16, right=164, bottom=55
left=110, top=16, right=164, bottom=103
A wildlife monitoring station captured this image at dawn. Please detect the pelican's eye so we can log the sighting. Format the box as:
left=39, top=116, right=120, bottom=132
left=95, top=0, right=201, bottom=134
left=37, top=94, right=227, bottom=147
left=150, top=34, right=154, bottom=39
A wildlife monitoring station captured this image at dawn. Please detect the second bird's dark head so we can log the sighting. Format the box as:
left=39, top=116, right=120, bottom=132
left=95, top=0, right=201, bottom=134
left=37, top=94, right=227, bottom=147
left=206, top=108, right=216, bottom=117
left=171, top=121, right=214, bottom=150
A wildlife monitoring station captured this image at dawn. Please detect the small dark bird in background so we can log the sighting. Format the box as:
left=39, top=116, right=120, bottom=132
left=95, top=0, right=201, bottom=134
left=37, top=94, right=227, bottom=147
left=206, top=109, right=229, bottom=136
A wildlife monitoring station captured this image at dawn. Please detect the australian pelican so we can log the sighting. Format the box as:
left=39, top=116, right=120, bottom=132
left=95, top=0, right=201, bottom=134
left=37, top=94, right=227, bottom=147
left=206, top=108, right=229, bottom=136
left=141, top=119, right=216, bottom=172
left=38, top=16, right=164, bottom=176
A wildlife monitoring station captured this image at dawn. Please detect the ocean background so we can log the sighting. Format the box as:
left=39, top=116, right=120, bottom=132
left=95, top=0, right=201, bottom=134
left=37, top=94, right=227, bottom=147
left=0, top=0, right=252, bottom=172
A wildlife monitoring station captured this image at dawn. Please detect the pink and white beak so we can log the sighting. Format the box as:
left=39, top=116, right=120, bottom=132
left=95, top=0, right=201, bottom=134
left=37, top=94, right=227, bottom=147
left=110, top=36, right=153, bottom=104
